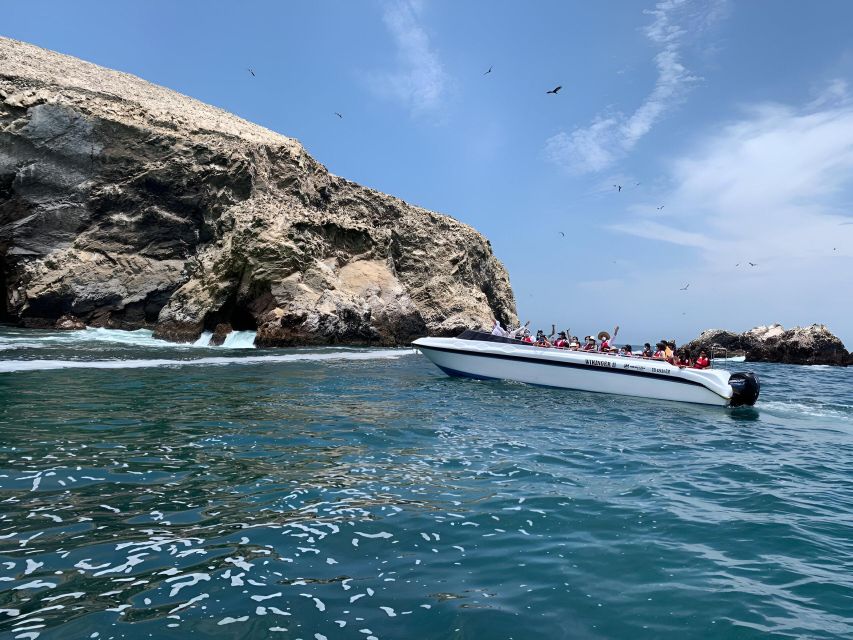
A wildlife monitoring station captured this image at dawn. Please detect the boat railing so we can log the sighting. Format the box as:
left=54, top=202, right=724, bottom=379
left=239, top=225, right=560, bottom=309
left=461, top=329, right=713, bottom=368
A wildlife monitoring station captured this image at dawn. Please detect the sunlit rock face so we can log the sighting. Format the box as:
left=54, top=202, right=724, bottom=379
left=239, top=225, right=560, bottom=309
left=0, top=37, right=517, bottom=345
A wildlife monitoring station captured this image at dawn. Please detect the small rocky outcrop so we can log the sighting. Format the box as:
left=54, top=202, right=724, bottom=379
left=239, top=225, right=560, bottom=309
left=0, top=37, right=517, bottom=345
left=684, top=324, right=850, bottom=366
left=209, top=323, right=233, bottom=347
left=54, top=314, right=85, bottom=330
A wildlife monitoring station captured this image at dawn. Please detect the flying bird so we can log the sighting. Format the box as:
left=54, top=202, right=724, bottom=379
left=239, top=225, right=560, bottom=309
left=656, top=205, right=665, bottom=210
left=735, top=263, right=740, bottom=267
left=247, top=68, right=255, bottom=77
left=546, top=85, right=562, bottom=94
left=484, top=66, right=492, bottom=75
left=334, top=112, right=343, bottom=118
left=635, top=182, right=641, bottom=186
left=613, top=184, right=622, bottom=192
left=559, top=231, right=565, bottom=237
left=748, top=262, right=757, bottom=267
left=680, top=284, right=690, bottom=291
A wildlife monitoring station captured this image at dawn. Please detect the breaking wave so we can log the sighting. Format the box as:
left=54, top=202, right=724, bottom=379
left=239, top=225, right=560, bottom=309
left=0, top=327, right=259, bottom=350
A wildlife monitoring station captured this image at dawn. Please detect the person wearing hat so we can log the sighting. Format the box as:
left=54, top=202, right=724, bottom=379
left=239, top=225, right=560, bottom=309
left=582, top=336, right=597, bottom=351
left=569, top=336, right=581, bottom=350
left=597, top=330, right=611, bottom=352
left=553, top=331, right=568, bottom=348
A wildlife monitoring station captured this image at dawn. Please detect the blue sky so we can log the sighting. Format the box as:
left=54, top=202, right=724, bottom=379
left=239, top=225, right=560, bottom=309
left=5, top=0, right=853, bottom=344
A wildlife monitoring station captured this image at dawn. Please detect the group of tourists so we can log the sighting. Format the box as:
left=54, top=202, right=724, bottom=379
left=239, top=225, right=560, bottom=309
left=490, top=321, right=711, bottom=369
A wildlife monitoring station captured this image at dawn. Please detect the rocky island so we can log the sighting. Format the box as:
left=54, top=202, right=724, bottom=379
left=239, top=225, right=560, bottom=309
left=684, top=324, right=851, bottom=366
left=0, top=37, right=517, bottom=346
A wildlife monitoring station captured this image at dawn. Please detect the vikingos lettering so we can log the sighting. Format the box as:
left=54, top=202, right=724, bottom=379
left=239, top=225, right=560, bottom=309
left=585, top=359, right=616, bottom=368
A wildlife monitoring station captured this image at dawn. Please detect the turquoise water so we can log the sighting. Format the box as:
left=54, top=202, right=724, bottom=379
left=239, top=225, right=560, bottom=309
left=1, top=327, right=852, bottom=639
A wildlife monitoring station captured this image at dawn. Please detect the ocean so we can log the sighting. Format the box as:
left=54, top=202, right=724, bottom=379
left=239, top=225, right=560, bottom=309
left=1, top=327, right=851, bottom=639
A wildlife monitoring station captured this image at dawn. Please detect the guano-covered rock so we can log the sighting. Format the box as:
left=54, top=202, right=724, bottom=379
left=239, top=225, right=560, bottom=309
left=684, top=324, right=850, bottom=366
left=0, top=37, right=517, bottom=346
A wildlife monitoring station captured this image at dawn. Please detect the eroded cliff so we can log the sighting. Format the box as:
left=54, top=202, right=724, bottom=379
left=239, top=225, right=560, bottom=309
left=0, top=37, right=517, bottom=345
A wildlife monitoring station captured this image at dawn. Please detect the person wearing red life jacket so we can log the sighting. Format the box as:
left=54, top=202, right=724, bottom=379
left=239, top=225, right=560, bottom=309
left=652, top=342, right=666, bottom=359
left=693, top=350, right=711, bottom=369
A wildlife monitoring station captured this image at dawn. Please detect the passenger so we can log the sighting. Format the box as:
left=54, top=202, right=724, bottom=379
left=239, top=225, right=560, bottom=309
left=663, top=340, right=674, bottom=363
left=547, top=324, right=557, bottom=341
left=693, top=349, right=711, bottom=369
left=491, top=320, right=508, bottom=337
left=652, top=342, right=666, bottom=359
left=598, top=331, right=612, bottom=352
left=507, top=320, right=531, bottom=340
left=641, top=342, right=653, bottom=358
left=674, top=349, right=690, bottom=368
left=582, top=336, right=597, bottom=351
left=534, top=330, right=551, bottom=347
left=521, top=330, right=534, bottom=344
left=569, top=336, right=581, bottom=350
left=621, top=344, right=633, bottom=357
left=553, top=331, right=568, bottom=348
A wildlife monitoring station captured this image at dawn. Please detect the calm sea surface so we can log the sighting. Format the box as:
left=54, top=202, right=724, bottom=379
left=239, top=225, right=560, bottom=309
left=1, top=327, right=851, bottom=639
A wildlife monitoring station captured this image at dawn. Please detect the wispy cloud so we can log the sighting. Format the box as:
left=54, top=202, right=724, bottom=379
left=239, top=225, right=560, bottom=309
left=606, top=81, right=853, bottom=336
left=607, top=220, right=709, bottom=247
left=368, top=0, right=448, bottom=117
left=546, top=0, right=723, bottom=174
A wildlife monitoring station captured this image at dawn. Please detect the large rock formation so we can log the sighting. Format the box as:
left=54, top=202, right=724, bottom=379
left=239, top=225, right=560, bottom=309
left=684, top=324, right=850, bottom=366
left=0, top=37, right=517, bottom=345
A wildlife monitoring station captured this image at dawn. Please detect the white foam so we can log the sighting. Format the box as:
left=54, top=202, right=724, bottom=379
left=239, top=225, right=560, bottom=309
left=220, top=331, right=257, bottom=349
left=0, top=327, right=256, bottom=350
left=193, top=331, right=213, bottom=347
left=0, top=349, right=414, bottom=373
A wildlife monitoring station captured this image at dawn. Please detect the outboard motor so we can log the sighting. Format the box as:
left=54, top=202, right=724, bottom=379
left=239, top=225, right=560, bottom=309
left=729, top=372, right=760, bottom=407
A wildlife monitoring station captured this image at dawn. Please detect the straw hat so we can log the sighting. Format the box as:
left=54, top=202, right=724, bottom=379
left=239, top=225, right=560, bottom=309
left=597, top=330, right=610, bottom=341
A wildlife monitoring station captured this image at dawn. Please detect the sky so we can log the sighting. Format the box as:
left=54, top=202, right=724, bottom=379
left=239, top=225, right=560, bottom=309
left=4, top=0, right=853, bottom=344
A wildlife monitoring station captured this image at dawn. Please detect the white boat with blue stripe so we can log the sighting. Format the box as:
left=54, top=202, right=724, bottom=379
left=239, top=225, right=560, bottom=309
left=413, top=330, right=759, bottom=407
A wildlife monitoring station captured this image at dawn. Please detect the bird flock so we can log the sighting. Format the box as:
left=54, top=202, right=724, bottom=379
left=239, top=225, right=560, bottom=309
left=244, top=62, right=783, bottom=295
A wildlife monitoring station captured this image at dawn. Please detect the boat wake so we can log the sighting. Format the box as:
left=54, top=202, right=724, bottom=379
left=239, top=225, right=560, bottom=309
left=0, top=349, right=415, bottom=373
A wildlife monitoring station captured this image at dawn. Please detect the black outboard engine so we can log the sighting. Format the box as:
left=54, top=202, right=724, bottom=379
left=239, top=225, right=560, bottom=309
left=729, top=372, right=760, bottom=407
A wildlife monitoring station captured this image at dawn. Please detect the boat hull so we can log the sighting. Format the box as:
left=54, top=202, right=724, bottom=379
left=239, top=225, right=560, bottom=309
left=414, top=337, right=738, bottom=406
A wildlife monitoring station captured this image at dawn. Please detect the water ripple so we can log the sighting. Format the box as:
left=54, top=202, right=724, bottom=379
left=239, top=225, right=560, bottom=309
left=1, top=328, right=852, bottom=638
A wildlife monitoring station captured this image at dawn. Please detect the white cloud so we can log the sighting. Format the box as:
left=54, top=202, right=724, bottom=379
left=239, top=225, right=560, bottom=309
left=368, top=0, right=448, bottom=117
left=605, top=85, right=853, bottom=340
left=546, top=0, right=721, bottom=174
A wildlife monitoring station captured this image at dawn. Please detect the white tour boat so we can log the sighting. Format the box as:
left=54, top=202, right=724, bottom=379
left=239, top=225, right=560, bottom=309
left=712, top=355, right=747, bottom=363
left=413, top=330, right=760, bottom=407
